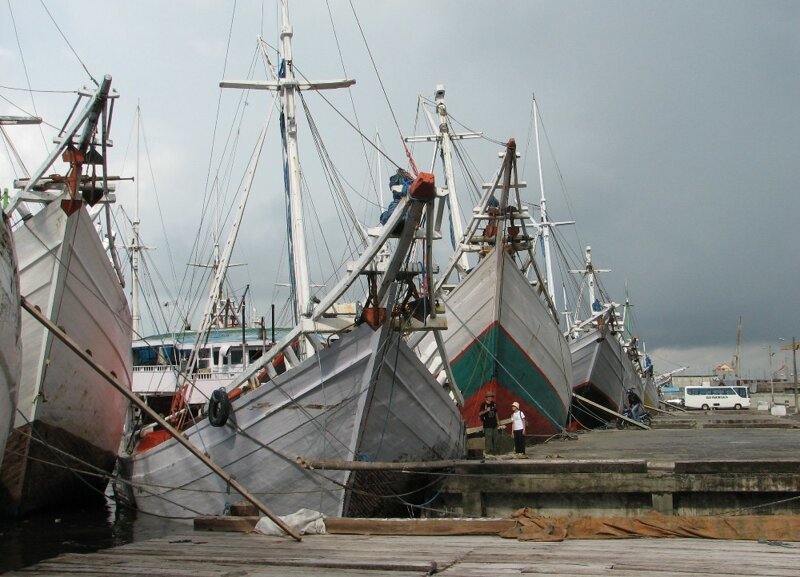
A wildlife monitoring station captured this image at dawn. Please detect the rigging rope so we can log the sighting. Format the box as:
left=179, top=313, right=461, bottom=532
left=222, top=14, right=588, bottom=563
left=6, top=0, right=49, bottom=150
left=346, top=0, right=419, bottom=175
left=36, top=0, right=98, bottom=87
left=324, top=0, right=381, bottom=210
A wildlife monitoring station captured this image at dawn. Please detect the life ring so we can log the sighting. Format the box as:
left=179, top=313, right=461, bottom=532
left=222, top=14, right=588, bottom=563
left=208, top=388, right=232, bottom=427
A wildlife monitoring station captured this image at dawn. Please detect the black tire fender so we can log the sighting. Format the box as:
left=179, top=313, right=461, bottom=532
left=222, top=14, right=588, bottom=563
left=208, top=388, right=232, bottom=427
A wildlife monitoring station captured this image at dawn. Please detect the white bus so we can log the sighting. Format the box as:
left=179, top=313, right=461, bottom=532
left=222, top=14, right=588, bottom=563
left=683, top=385, right=750, bottom=410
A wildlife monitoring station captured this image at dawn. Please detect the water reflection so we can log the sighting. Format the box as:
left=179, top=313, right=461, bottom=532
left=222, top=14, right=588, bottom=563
left=0, top=493, right=189, bottom=573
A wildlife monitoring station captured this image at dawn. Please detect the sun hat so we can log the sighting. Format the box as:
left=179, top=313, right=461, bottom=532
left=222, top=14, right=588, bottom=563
left=511, top=401, right=519, bottom=408
left=486, top=391, right=495, bottom=396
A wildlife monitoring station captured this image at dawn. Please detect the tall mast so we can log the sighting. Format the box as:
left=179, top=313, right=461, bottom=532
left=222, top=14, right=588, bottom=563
left=221, top=4, right=354, bottom=330
left=434, top=86, right=469, bottom=274
left=734, top=315, right=743, bottom=378
left=130, top=103, right=142, bottom=335
left=585, top=246, right=596, bottom=306
left=565, top=245, right=612, bottom=337
left=576, top=246, right=610, bottom=314
left=278, top=1, right=310, bottom=325
left=622, top=280, right=634, bottom=339
left=405, top=85, right=479, bottom=278
left=533, top=96, right=556, bottom=305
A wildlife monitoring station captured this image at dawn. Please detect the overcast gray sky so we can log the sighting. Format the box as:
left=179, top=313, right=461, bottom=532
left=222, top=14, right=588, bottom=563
left=2, top=1, right=799, bottom=379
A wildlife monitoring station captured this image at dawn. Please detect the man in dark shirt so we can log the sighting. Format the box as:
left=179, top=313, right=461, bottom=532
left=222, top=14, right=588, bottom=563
left=627, top=388, right=643, bottom=421
left=479, top=391, right=499, bottom=456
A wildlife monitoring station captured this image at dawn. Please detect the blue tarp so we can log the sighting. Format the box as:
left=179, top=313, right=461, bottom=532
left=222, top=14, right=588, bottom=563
left=380, top=170, right=412, bottom=225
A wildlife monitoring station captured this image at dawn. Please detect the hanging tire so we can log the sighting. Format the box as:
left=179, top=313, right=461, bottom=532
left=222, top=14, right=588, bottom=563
left=208, top=388, right=232, bottom=427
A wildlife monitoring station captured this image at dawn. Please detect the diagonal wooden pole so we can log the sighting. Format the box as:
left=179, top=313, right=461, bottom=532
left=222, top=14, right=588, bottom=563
left=21, top=296, right=302, bottom=541
left=572, top=393, right=650, bottom=429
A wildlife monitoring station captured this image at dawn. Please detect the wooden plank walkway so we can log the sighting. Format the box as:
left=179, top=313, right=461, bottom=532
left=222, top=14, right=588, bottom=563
left=6, top=530, right=800, bottom=576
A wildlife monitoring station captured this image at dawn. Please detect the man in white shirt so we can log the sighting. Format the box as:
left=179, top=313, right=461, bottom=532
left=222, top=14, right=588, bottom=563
left=510, top=401, right=527, bottom=458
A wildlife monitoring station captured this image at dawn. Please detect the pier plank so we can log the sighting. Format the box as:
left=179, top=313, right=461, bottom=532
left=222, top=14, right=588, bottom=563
left=7, top=532, right=800, bottom=577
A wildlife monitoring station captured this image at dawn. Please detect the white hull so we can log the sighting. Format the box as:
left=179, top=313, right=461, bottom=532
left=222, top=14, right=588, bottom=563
left=432, top=248, right=573, bottom=437
left=0, top=202, right=132, bottom=516
left=642, top=376, right=659, bottom=408
left=0, top=212, right=21, bottom=473
left=119, top=323, right=464, bottom=519
left=569, top=329, right=638, bottom=427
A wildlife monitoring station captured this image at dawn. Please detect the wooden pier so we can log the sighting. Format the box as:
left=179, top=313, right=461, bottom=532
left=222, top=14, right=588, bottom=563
left=7, top=410, right=800, bottom=575
left=443, top=411, right=800, bottom=518
left=293, top=411, right=800, bottom=518
left=5, top=530, right=800, bottom=576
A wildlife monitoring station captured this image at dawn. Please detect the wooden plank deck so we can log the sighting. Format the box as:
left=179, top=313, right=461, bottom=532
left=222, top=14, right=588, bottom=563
left=6, top=530, right=800, bottom=576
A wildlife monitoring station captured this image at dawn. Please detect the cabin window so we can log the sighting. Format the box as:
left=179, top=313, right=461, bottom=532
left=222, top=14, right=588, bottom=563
left=229, top=348, right=244, bottom=365
left=198, top=348, right=211, bottom=371
left=159, top=346, right=178, bottom=365
left=133, top=346, right=158, bottom=366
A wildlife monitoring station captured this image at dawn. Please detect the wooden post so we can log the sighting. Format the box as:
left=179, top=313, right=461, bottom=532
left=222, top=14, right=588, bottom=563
left=21, top=297, right=302, bottom=542
left=781, top=338, right=799, bottom=414
left=793, top=337, right=798, bottom=414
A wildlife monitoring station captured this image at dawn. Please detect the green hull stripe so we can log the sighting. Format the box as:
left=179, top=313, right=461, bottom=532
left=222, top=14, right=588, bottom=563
left=451, top=323, right=567, bottom=425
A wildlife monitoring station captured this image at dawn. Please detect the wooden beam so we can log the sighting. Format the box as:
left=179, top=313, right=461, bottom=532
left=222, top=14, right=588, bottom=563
left=297, top=456, right=467, bottom=471
left=325, top=517, right=514, bottom=535
left=573, top=392, right=650, bottom=429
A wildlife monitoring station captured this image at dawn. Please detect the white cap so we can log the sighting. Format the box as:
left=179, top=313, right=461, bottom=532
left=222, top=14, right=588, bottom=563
left=512, top=402, right=520, bottom=409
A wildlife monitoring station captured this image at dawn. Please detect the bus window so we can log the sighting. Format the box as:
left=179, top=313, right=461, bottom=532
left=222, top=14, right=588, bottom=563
left=733, top=386, right=749, bottom=398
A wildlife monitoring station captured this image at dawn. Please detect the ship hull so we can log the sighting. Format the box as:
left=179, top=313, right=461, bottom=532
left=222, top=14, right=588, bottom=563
left=642, top=377, right=659, bottom=408
left=569, top=329, right=636, bottom=428
left=0, top=203, right=132, bottom=516
left=0, top=213, right=21, bottom=474
left=437, top=248, right=572, bottom=440
left=118, top=322, right=464, bottom=519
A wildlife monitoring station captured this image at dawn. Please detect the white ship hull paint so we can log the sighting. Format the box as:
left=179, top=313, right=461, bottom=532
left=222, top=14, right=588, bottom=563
left=0, top=213, right=21, bottom=473
left=569, top=329, right=638, bottom=426
left=121, top=323, right=464, bottom=519
left=1, top=202, right=132, bottom=515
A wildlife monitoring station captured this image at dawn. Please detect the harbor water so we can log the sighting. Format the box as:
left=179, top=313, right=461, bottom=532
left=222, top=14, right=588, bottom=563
left=0, top=490, right=188, bottom=573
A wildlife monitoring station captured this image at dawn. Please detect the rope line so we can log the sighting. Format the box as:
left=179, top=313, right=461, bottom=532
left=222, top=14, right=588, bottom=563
left=36, top=0, right=98, bottom=86
left=346, top=0, right=417, bottom=175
